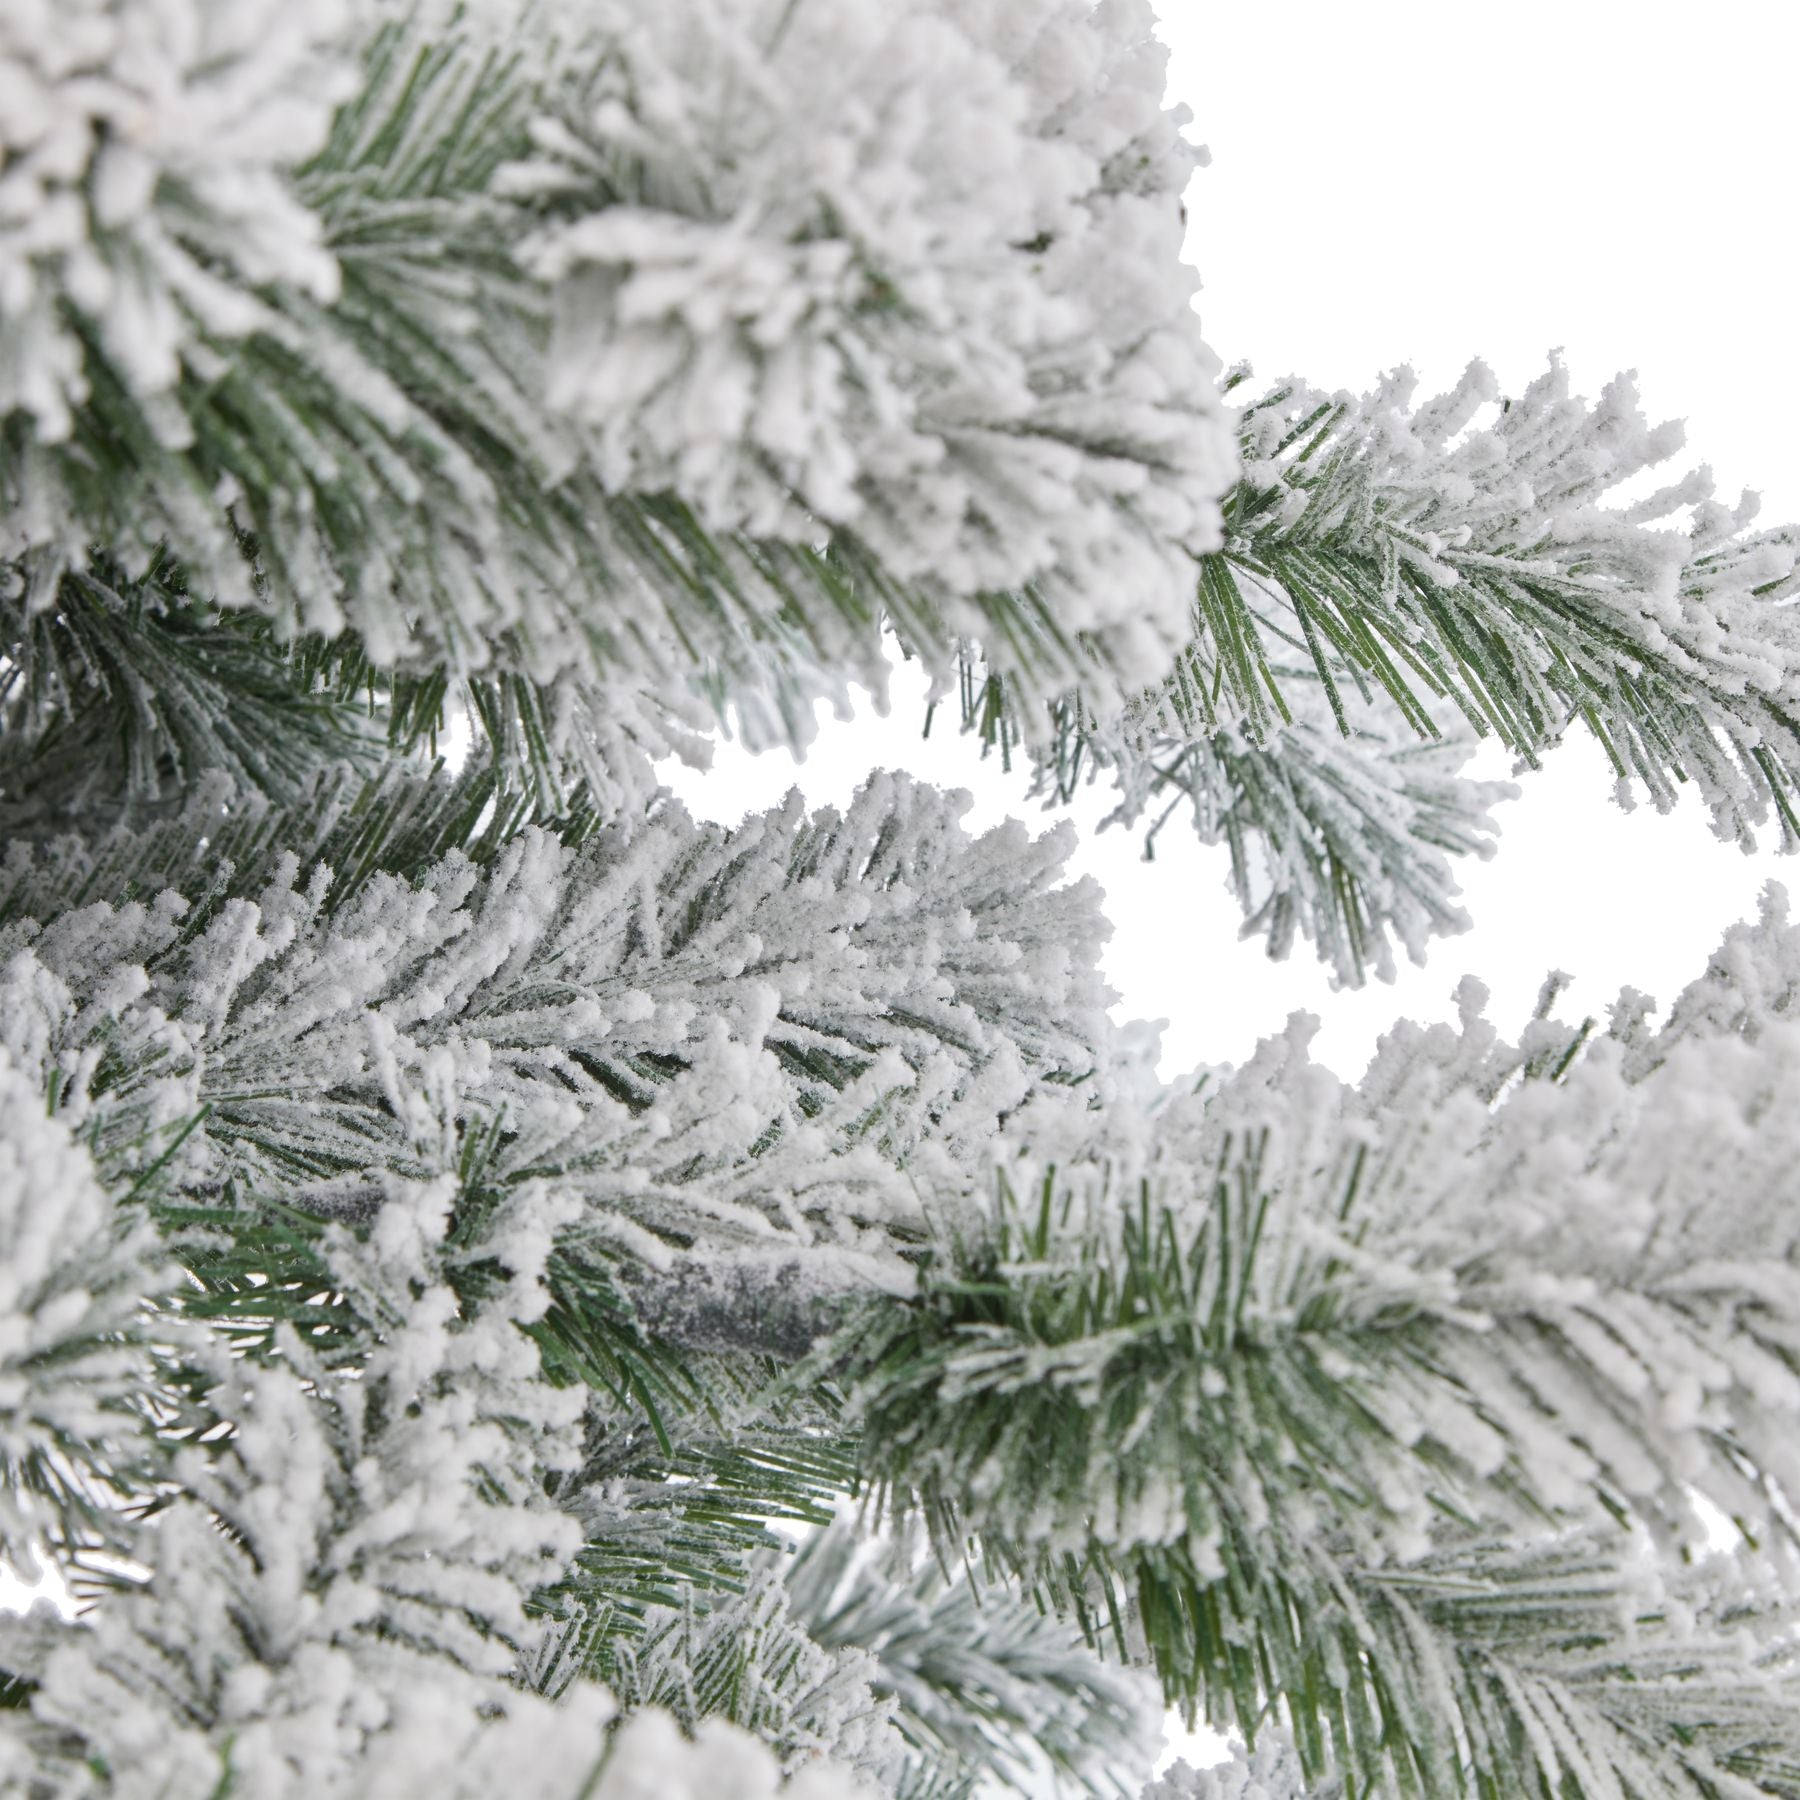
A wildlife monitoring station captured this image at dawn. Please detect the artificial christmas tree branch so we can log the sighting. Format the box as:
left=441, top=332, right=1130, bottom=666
left=962, top=359, right=1800, bottom=983
left=9, top=1, right=1800, bottom=1795
left=844, top=897, right=1800, bottom=1786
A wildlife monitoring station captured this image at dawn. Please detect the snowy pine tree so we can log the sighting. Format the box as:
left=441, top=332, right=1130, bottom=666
left=4, top=2, right=1800, bottom=1796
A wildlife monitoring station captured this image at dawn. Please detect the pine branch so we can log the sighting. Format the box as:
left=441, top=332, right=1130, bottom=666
left=1219, top=358, right=1800, bottom=821
left=842, top=898, right=1800, bottom=1789
left=0, top=730, right=1136, bottom=1789
left=784, top=1519, right=1161, bottom=1798
left=3, top=3, right=1235, bottom=804
left=1286, top=1530, right=1800, bottom=1799
left=2, top=1232, right=622, bottom=1795
left=0, top=1054, right=187, bottom=1568
left=851, top=1227, right=1800, bottom=1795
left=0, top=558, right=387, bottom=837
left=0, top=767, right=1118, bottom=1376
left=963, top=359, right=1800, bottom=983
left=543, top=1561, right=900, bottom=1783
left=1151, top=1525, right=1800, bottom=1799
left=0, top=1120, right=884, bottom=1796
left=1023, top=663, right=1513, bottom=986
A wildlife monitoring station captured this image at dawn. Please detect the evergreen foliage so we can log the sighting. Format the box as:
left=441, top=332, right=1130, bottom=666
left=4, top=2, right=1800, bottom=1796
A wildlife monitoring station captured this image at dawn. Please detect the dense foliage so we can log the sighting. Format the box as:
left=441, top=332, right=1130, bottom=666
left=5, top=3, right=1800, bottom=1796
